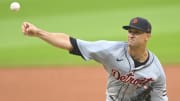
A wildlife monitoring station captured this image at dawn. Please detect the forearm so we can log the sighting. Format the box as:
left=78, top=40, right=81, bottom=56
left=22, top=22, right=73, bottom=51
left=37, top=29, right=73, bottom=51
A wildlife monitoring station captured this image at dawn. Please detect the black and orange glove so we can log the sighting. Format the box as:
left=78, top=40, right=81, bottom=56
left=131, top=85, right=153, bottom=101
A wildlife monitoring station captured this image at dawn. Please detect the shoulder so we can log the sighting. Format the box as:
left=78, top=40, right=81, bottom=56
left=151, top=53, right=164, bottom=72
left=149, top=52, right=166, bottom=80
left=76, top=39, right=127, bottom=49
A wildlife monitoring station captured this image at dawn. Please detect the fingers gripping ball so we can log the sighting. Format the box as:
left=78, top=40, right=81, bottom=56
left=10, top=2, right=21, bottom=12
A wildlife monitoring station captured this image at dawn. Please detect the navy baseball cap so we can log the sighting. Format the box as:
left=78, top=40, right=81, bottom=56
left=123, top=17, right=152, bottom=33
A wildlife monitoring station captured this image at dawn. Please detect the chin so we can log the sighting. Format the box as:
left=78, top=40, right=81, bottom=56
left=128, top=42, right=133, bottom=46
left=128, top=43, right=137, bottom=48
left=128, top=44, right=133, bottom=48
left=128, top=43, right=133, bottom=47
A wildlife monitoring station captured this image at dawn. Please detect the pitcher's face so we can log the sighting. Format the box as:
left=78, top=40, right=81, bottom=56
left=127, top=28, right=150, bottom=48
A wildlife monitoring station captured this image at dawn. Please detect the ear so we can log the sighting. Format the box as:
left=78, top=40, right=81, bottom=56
left=145, top=34, right=151, bottom=41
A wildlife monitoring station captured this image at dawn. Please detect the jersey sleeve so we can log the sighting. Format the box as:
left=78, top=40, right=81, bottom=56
left=69, top=37, right=84, bottom=58
left=75, top=39, right=112, bottom=62
left=69, top=37, right=124, bottom=63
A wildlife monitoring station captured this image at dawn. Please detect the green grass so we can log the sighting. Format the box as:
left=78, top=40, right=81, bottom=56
left=0, top=0, right=180, bottom=67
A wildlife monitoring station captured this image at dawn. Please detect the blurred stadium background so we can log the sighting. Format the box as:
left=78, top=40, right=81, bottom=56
left=0, top=0, right=180, bottom=67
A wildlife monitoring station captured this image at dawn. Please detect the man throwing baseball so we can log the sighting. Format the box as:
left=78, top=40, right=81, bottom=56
left=22, top=17, right=168, bottom=101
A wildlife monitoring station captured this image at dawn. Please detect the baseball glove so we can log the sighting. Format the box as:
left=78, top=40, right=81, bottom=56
left=131, top=85, right=153, bottom=101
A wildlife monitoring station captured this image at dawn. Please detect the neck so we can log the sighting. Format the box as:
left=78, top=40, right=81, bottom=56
left=128, top=46, right=148, bottom=62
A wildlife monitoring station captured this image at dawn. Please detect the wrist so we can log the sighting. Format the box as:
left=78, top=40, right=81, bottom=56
left=36, top=29, right=48, bottom=38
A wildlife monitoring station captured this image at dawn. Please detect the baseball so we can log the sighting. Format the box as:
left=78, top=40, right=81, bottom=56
left=10, top=2, right=20, bottom=11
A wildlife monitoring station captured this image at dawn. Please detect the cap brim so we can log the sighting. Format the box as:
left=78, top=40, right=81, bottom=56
left=122, top=26, right=130, bottom=30
left=122, top=25, right=145, bottom=32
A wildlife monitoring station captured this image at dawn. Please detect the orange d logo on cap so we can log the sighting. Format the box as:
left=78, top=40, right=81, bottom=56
left=132, top=18, right=138, bottom=24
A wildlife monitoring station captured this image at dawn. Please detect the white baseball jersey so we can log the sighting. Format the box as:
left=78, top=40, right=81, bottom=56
left=70, top=38, right=168, bottom=101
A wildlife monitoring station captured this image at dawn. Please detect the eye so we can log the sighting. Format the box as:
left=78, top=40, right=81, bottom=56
left=128, top=30, right=137, bottom=34
left=128, top=30, right=133, bottom=33
left=134, top=31, right=138, bottom=34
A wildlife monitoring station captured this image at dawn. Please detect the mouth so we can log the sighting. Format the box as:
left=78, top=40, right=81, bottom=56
left=128, top=38, right=134, bottom=42
left=128, top=39, right=136, bottom=46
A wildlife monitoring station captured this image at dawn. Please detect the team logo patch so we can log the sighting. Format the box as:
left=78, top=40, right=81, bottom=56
left=132, top=18, right=138, bottom=24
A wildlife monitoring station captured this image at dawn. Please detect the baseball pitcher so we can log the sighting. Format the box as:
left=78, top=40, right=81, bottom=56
left=22, top=17, right=168, bottom=101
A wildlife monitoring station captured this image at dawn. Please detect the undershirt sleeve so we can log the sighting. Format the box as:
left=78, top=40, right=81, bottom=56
left=69, top=37, right=84, bottom=58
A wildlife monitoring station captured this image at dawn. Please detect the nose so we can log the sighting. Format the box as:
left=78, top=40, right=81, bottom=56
left=128, top=33, right=135, bottom=38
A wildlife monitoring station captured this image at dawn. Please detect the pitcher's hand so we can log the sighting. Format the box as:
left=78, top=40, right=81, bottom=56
left=22, top=22, right=41, bottom=37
